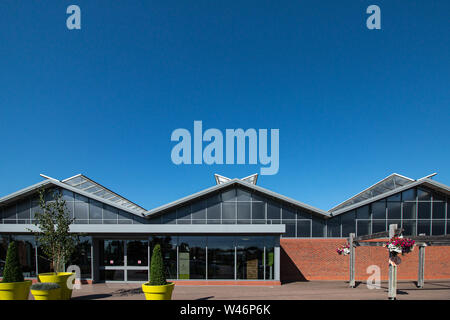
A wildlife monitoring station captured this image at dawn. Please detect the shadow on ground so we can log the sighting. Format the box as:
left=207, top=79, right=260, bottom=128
left=72, top=294, right=112, bottom=300
left=112, top=288, right=143, bottom=296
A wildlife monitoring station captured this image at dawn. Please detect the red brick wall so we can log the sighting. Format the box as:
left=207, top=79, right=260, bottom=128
left=280, top=239, right=450, bottom=281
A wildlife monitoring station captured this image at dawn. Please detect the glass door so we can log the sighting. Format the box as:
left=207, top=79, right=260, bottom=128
left=126, top=240, right=148, bottom=281
left=99, top=239, right=148, bottom=282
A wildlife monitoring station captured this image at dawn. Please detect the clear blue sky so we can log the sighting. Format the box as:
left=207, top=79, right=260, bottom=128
left=0, top=1, right=449, bottom=211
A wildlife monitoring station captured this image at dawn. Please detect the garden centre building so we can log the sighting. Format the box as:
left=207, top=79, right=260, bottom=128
left=0, top=173, right=449, bottom=284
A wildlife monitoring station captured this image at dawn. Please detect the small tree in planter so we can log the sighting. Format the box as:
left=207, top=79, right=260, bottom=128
left=142, top=244, right=175, bottom=300
left=2, top=241, right=24, bottom=283
left=150, top=244, right=167, bottom=286
left=0, top=241, right=32, bottom=300
left=29, top=188, right=79, bottom=300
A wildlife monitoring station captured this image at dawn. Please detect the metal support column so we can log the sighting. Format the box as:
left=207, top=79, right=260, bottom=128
left=349, top=233, right=355, bottom=288
left=417, top=245, right=426, bottom=288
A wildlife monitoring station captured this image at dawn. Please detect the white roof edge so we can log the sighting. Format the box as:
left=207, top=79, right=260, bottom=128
left=330, top=178, right=450, bottom=217
left=417, top=172, right=437, bottom=181
left=329, top=173, right=415, bottom=212
left=61, top=173, right=83, bottom=182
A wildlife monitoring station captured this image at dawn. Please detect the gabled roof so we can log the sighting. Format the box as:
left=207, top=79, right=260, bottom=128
left=144, top=178, right=329, bottom=218
left=330, top=173, right=416, bottom=212
left=61, top=174, right=146, bottom=214
left=330, top=177, right=450, bottom=217
left=0, top=174, right=146, bottom=218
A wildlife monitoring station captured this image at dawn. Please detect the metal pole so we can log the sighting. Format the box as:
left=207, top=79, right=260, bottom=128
left=417, top=245, right=425, bottom=288
left=388, top=224, right=398, bottom=300
left=349, top=233, right=355, bottom=288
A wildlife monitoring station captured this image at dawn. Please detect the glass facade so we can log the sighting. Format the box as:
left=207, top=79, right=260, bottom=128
left=148, top=235, right=278, bottom=281
left=93, top=235, right=279, bottom=282
left=0, top=235, right=92, bottom=279
left=326, top=186, right=448, bottom=237
left=0, top=185, right=448, bottom=244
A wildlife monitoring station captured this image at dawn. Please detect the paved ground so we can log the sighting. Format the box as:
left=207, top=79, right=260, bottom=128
left=69, top=280, right=450, bottom=300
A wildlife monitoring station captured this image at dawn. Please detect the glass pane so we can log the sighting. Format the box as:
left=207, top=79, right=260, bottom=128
left=67, top=236, right=92, bottom=279
left=402, top=202, right=416, bottom=219
left=3, top=204, right=16, bottom=221
left=265, top=236, right=277, bottom=280
left=103, top=205, right=118, bottom=224
left=158, top=210, right=174, bottom=224
left=327, top=217, right=341, bottom=238
left=251, top=202, right=265, bottom=221
left=62, top=189, right=74, bottom=201
left=74, top=201, right=89, bottom=222
left=207, top=236, right=235, bottom=279
left=178, top=236, right=206, bottom=279
left=13, top=235, right=36, bottom=278
left=222, top=202, right=236, bottom=224
left=282, top=207, right=296, bottom=220
left=236, top=236, right=264, bottom=280
left=283, top=221, right=296, bottom=237
left=418, top=188, right=431, bottom=201
left=206, top=195, right=221, bottom=221
left=432, top=220, right=445, bottom=236
left=402, top=188, right=416, bottom=201
left=297, top=220, right=311, bottom=237
left=236, top=189, right=251, bottom=201
left=418, top=202, right=431, bottom=219
left=89, top=199, right=103, bottom=220
left=341, top=211, right=355, bottom=237
left=432, top=201, right=445, bottom=219
left=267, top=201, right=280, bottom=221
left=100, top=240, right=124, bottom=266
left=127, top=240, right=148, bottom=266
left=387, top=193, right=401, bottom=202
left=297, top=210, right=311, bottom=220
left=17, top=200, right=30, bottom=223
left=221, top=189, right=236, bottom=202
left=118, top=210, right=134, bottom=224
left=127, top=270, right=148, bottom=282
left=237, top=202, right=251, bottom=224
left=177, top=205, right=191, bottom=222
left=311, top=217, right=325, bottom=237
left=191, top=200, right=206, bottom=220
left=372, top=220, right=386, bottom=233
left=356, top=205, right=370, bottom=219
left=356, top=220, right=371, bottom=236
left=387, top=202, right=401, bottom=219
left=401, top=220, right=416, bottom=236
left=37, top=245, right=51, bottom=274
left=100, top=270, right=124, bottom=281
left=372, top=201, right=386, bottom=220
left=417, top=220, right=431, bottom=235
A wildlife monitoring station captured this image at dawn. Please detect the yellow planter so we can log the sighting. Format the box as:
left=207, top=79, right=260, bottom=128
left=142, top=282, right=174, bottom=300
left=38, top=272, right=74, bottom=300
left=0, top=280, right=32, bottom=300
left=31, top=288, right=61, bottom=300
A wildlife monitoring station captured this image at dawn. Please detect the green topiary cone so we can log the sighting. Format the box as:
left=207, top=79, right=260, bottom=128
left=149, top=244, right=167, bottom=286
left=2, top=241, right=24, bottom=283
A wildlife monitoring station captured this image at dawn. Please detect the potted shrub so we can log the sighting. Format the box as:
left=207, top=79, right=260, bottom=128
left=142, top=244, right=175, bottom=300
left=0, top=241, right=32, bottom=300
left=30, top=189, right=78, bottom=300
left=31, top=282, right=61, bottom=300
